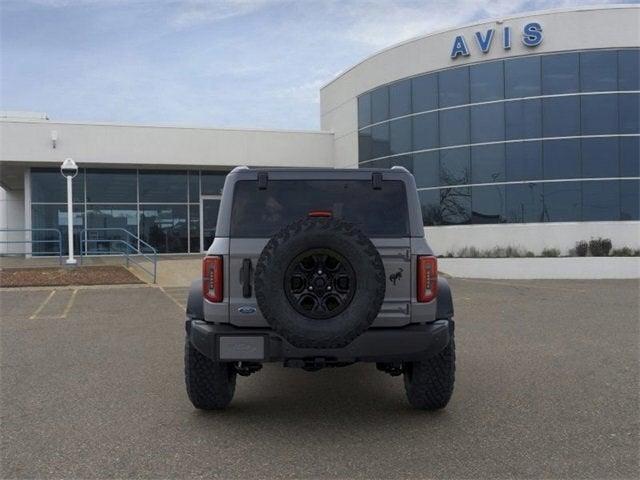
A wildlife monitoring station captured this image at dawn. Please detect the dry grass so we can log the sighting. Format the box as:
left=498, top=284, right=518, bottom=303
left=0, top=265, right=143, bottom=287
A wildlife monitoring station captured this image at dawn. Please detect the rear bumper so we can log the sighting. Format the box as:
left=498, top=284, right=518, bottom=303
left=187, top=319, right=452, bottom=364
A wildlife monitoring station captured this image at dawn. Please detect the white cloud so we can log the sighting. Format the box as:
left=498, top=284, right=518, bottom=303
left=333, top=0, right=614, bottom=49
left=169, top=0, right=283, bottom=29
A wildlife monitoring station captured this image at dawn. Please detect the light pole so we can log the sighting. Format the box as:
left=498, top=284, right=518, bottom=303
left=60, top=158, right=78, bottom=265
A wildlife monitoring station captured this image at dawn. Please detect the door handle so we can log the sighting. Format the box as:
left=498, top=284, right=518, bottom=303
left=240, top=258, right=252, bottom=298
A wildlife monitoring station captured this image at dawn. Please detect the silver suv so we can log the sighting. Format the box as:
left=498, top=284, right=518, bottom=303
left=185, top=167, right=455, bottom=410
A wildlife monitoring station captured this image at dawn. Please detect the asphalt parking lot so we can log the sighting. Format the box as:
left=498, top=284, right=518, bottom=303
left=1, top=279, right=638, bottom=479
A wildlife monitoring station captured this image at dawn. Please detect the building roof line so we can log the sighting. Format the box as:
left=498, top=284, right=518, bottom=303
left=0, top=117, right=333, bottom=136
left=319, top=4, right=639, bottom=91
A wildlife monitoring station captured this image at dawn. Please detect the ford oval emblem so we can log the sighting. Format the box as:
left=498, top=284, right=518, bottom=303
left=238, top=306, right=257, bottom=315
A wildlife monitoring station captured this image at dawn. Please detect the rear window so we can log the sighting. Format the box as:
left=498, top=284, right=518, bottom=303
left=230, top=179, right=410, bottom=238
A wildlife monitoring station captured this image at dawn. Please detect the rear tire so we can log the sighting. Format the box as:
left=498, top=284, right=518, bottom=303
left=184, top=336, right=236, bottom=410
left=403, top=328, right=455, bottom=410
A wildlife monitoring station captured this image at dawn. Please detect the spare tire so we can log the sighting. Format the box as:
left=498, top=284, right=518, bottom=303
left=254, top=217, right=385, bottom=349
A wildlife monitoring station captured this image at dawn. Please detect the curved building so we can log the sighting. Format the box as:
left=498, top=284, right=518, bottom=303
left=320, top=5, right=639, bottom=254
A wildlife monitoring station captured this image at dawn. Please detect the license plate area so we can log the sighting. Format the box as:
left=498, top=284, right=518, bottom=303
left=218, top=336, right=265, bottom=361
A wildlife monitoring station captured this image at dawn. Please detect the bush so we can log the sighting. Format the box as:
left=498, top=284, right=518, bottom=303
left=541, top=248, right=560, bottom=257
left=574, top=241, right=589, bottom=257
left=610, top=247, right=640, bottom=257
left=589, top=237, right=612, bottom=257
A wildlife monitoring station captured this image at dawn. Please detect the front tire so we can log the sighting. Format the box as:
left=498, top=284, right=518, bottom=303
left=403, top=328, right=455, bottom=410
left=184, top=336, right=236, bottom=410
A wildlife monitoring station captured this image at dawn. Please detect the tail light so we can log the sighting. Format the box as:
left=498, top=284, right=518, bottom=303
left=417, top=256, right=438, bottom=303
left=203, top=256, right=223, bottom=302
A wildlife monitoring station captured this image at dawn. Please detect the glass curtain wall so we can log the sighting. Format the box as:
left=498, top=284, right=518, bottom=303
left=30, top=168, right=228, bottom=255
left=357, top=48, right=640, bottom=225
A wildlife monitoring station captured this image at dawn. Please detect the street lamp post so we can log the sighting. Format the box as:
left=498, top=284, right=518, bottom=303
left=60, top=158, right=78, bottom=265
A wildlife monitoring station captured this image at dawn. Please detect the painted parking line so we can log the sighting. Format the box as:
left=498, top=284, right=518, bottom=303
left=159, top=286, right=189, bottom=310
left=29, top=289, right=80, bottom=320
left=28, top=290, right=56, bottom=319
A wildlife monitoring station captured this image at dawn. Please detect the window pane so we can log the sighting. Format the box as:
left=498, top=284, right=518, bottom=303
left=440, top=148, right=470, bottom=186
left=470, top=103, right=504, bottom=143
left=581, top=94, right=618, bottom=135
left=619, top=93, right=640, bottom=134
left=470, top=61, right=504, bottom=102
left=506, top=183, right=543, bottom=223
left=230, top=180, right=410, bottom=237
left=439, top=108, right=469, bottom=147
left=505, top=56, right=541, bottom=98
left=543, top=182, right=581, bottom=222
left=440, top=187, right=471, bottom=225
left=201, top=171, right=227, bottom=195
left=419, top=189, right=441, bottom=226
left=412, top=74, right=438, bottom=113
left=620, top=136, right=640, bottom=177
left=439, top=67, right=469, bottom=107
left=619, top=49, right=640, bottom=91
left=390, top=79, right=411, bottom=118
left=390, top=155, right=413, bottom=172
left=580, top=51, right=618, bottom=92
left=505, top=98, right=541, bottom=140
left=31, top=204, right=84, bottom=255
left=358, top=128, right=373, bottom=162
left=358, top=93, right=371, bottom=128
left=139, top=205, right=188, bottom=253
left=189, top=204, right=200, bottom=253
left=542, top=52, right=579, bottom=94
left=86, top=205, right=138, bottom=254
left=472, top=185, right=505, bottom=224
left=389, top=117, right=412, bottom=155
left=366, top=158, right=391, bottom=169
left=371, top=87, right=389, bottom=123
left=31, top=168, right=85, bottom=203
left=582, top=180, right=620, bottom=221
left=86, top=168, right=136, bottom=203
left=413, top=152, right=439, bottom=188
left=620, top=179, right=640, bottom=220
left=188, top=171, right=200, bottom=202
left=544, top=139, right=580, bottom=180
left=371, top=123, right=390, bottom=158
left=139, top=170, right=187, bottom=203
left=412, top=112, right=438, bottom=151
left=542, top=96, right=580, bottom=137
left=506, top=141, right=543, bottom=182
left=582, top=137, right=619, bottom=178
left=471, top=144, right=505, bottom=183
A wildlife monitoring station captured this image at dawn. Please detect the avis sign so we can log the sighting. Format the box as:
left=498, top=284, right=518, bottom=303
left=450, top=22, right=543, bottom=59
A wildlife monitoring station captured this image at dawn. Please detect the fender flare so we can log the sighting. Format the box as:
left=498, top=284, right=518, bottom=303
left=186, top=279, right=204, bottom=320
left=436, top=277, right=454, bottom=319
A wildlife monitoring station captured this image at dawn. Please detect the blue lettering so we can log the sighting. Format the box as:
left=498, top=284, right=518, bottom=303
left=450, top=35, right=470, bottom=59
left=503, top=26, right=511, bottom=50
left=474, top=29, right=495, bottom=53
left=522, top=22, right=543, bottom=47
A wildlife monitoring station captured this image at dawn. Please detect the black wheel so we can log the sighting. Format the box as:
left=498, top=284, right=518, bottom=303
left=184, top=336, right=236, bottom=410
left=254, top=217, right=385, bottom=349
left=403, top=328, right=456, bottom=410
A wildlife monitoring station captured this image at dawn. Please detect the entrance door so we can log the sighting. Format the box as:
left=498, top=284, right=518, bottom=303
left=200, top=195, right=221, bottom=252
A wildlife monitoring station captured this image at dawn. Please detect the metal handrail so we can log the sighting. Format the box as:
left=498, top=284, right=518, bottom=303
left=79, top=228, right=157, bottom=283
left=0, top=228, right=63, bottom=264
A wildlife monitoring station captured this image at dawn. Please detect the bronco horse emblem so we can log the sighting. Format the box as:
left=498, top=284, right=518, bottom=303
left=389, top=267, right=403, bottom=285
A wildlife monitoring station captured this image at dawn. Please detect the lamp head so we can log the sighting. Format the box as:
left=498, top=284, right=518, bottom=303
left=60, top=157, right=78, bottom=178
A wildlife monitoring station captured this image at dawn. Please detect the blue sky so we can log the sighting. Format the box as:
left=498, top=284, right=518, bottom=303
left=1, top=0, right=635, bottom=130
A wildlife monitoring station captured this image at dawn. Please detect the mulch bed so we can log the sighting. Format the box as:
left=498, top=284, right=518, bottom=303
left=0, top=265, right=143, bottom=287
